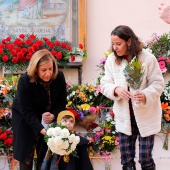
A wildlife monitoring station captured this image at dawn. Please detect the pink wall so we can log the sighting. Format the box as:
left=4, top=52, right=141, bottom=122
left=81, top=0, right=170, bottom=84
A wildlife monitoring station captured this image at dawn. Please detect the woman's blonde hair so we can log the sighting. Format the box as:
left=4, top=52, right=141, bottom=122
left=27, top=49, right=58, bottom=82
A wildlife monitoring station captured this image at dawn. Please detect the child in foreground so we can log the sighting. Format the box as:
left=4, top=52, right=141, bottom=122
left=41, top=110, right=94, bottom=170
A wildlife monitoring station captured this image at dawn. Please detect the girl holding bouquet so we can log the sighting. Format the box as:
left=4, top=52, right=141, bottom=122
left=100, top=25, right=164, bottom=170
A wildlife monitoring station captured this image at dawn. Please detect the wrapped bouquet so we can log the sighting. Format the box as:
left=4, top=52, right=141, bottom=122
left=44, top=124, right=80, bottom=156
left=123, top=56, right=145, bottom=106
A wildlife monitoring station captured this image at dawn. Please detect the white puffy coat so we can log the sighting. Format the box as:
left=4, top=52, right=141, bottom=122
left=100, top=49, right=164, bottom=137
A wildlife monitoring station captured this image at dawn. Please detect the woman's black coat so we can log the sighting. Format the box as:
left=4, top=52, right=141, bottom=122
left=12, top=71, right=67, bottom=162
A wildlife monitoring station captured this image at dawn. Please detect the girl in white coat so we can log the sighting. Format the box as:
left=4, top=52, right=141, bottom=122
left=101, top=25, right=164, bottom=170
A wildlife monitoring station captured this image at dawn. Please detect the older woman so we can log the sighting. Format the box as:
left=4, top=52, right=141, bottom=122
left=12, top=49, right=67, bottom=170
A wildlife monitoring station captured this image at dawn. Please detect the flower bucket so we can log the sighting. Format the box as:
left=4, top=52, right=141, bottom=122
left=78, top=114, right=97, bottom=130
left=99, top=107, right=113, bottom=124
left=69, top=55, right=83, bottom=62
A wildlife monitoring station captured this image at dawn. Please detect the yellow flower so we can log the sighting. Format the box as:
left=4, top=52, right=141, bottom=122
left=81, top=104, right=90, bottom=110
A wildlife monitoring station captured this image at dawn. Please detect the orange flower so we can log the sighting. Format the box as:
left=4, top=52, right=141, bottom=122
left=2, top=86, right=8, bottom=95
left=162, top=102, right=169, bottom=110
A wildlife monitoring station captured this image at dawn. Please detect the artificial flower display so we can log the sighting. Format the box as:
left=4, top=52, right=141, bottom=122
left=123, top=56, right=145, bottom=90
left=0, top=34, right=86, bottom=72
left=45, top=123, right=80, bottom=156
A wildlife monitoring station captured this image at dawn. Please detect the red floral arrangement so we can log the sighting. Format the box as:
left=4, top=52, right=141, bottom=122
left=0, top=34, right=86, bottom=72
left=0, top=128, right=13, bottom=156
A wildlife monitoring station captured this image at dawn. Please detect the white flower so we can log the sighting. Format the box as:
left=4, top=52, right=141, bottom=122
left=60, top=141, right=69, bottom=150
left=61, top=128, right=70, bottom=138
left=46, top=128, right=55, bottom=136
left=70, top=143, right=77, bottom=151
left=54, top=136, right=63, bottom=146
left=73, top=136, right=80, bottom=145
left=52, top=127, right=62, bottom=136
left=68, top=134, right=76, bottom=143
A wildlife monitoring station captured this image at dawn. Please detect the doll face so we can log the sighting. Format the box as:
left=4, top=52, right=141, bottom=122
left=37, top=60, right=53, bottom=82
left=111, top=35, right=130, bottom=56
left=60, top=117, right=75, bottom=130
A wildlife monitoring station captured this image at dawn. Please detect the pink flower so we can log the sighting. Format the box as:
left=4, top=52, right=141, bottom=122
left=158, top=56, right=166, bottom=61
left=115, top=136, right=119, bottom=145
left=158, top=60, right=167, bottom=73
left=105, top=128, right=111, bottom=133
left=90, top=106, right=97, bottom=114
left=96, top=85, right=101, bottom=94
left=100, top=58, right=106, bottom=64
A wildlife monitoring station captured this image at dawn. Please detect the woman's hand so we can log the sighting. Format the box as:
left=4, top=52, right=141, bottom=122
left=132, top=91, right=146, bottom=104
left=114, top=87, right=131, bottom=100
left=42, top=112, right=55, bottom=124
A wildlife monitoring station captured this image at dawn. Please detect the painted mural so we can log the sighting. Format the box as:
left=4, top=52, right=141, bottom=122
left=0, top=0, right=74, bottom=42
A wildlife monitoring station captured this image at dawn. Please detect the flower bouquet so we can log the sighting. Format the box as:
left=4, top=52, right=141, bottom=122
left=123, top=56, right=145, bottom=106
left=44, top=123, right=80, bottom=157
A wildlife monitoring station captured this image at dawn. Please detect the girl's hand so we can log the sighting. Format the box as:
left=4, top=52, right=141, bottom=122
left=114, top=86, right=131, bottom=100
left=132, top=91, right=146, bottom=104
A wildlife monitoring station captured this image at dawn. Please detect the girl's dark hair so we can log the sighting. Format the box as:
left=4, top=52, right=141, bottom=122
left=111, top=25, right=142, bottom=64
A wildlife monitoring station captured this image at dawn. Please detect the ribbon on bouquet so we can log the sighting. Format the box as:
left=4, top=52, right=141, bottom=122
left=100, top=151, right=111, bottom=163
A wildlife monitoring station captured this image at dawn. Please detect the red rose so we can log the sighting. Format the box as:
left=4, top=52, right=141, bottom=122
left=35, top=40, right=43, bottom=46
left=0, top=133, right=7, bottom=140
left=61, top=42, right=67, bottom=48
left=32, top=44, right=39, bottom=51
left=19, top=34, right=25, bottom=39
left=21, top=48, right=27, bottom=54
left=2, top=55, right=9, bottom=62
left=51, top=50, right=57, bottom=56
left=0, top=129, right=2, bottom=134
left=29, top=34, right=36, bottom=40
left=25, top=39, right=32, bottom=45
left=6, top=36, right=11, bottom=42
left=66, top=45, right=72, bottom=50
left=4, top=137, right=13, bottom=146
left=12, top=57, right=19, bottom=64
left=0, top=48, right=3, bottom=54
left=6, top=44, right=14, bottom=50
left=70, top=55, right=75, bottom=62
left=79, top=44, right=83, bottom=49
left=26, top=53, right=32, bottom=60
left=10, top=49, right=17, bottom=56
left=54, top=41, right=60, bottom=46
left=55, top=52, right=62, bottom=60
left=28, top=47, right=34, bottom=53
left=43, top=37, right=49, bottom=41
left=4, top=129, right=12, bottom=135
left=17, top=52, right=24, bottom=58
left=19, top=57, right=26, bottom=63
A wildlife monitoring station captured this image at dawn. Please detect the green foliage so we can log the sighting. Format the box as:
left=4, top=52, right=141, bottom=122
left=123, top=56, right=145, bottom=90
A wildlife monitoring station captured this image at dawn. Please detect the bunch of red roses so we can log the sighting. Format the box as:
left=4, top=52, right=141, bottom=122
left=0, top=34, right=84, bottom=71
left=0, top=128, right=13, bottom=156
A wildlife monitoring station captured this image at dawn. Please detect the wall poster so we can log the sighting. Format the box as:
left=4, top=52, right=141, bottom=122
left=0, top=0, right=84, bottom=47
